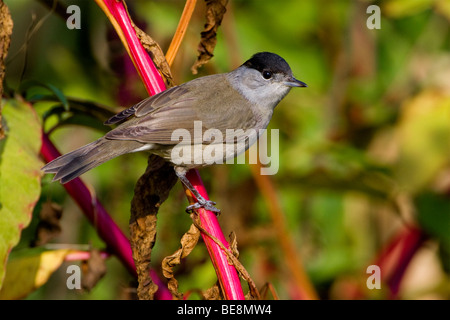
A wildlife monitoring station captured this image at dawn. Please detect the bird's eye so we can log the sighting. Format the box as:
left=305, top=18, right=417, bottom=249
left=262, top=71, right=272, bottom=79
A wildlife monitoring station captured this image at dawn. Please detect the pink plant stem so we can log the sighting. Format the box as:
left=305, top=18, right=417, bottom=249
left=101, top=0, right=166, bottom=96
left=374, top=225, right=427, bottom=298
left=98, top=0, right=244, bottom=299
left=151, top=269, right=174, bottom=300
left=64, top=250, right=111, bottom=261
left=40, top=133, right=137, bottom=277
left=186, top=170, right=245, bottom=300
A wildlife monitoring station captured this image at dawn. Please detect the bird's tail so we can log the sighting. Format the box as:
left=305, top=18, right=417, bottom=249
left=42, top=138, right=141, bottom=183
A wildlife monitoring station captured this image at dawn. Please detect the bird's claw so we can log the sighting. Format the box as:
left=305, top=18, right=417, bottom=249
left=186, top=200, right=221, bottom=215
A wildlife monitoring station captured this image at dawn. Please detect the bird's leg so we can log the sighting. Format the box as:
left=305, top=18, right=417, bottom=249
left=174, top=168, right=221, bottom=215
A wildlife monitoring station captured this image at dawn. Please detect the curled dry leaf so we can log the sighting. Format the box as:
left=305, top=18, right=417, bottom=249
left=191, top=0, right=229, bottom=74
left=81, top=248, right=107, bottom=292
left=133, top=25, right=175, bottom=88
left=202, top=283, right=221, bottom=300
left=129, top=154, right=178, bottom=300
left=31, top=201, right=63, bottom=247
left=162, top=223, right=201, bottom=299
left=191, top=216, right=261, bottom=300
left=228, top=231, right=239, bottom=258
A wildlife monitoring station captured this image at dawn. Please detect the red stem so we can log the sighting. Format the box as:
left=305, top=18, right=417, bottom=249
left=98, top=0, right=245, bottom=299
left=64, top=250, right=111, bottom=261
left=186, top=170, right=245, bottom=300
left=40, top=133, right=137, bottom=277
left=42, top=120, right=173, bottom=299
left=101, top=0, right=166, bottom=96
left=374, top=226, right=427, bottom=298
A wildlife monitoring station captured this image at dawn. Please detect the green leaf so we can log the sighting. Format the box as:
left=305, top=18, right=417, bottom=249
left=384, top=0, right=435, bottom=17
left=415, top=192, right=450, bottom=272
left=19, top=80, right=70, bottom=111
left=42, top=99, right=116, bottom=134
left=436, top=0, right=450, bottom=22
left=0, top=99, right=43, bottom=289
left=415, top=192, right=450, bottom=246
left=0, top=249, right=71, bottom=300
left=395, top=90, right=450, bottom=193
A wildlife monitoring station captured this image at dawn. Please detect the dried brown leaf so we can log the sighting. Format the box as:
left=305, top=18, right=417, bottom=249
left=191, top=0, right=229, bottom=74
left=119, top=0, right=174, bottom=88
left=228, top=231, right=239, bottom=258
left=202, top=283, right=222, bottom=300
left=31, top=201, right=63, bottom=247
left=0, top=2, right=13, bottom=139
left=133, top=25, right=175, bottom=88
left=162, top=223, right=201, bottom=299
left=129, top=154, right=178, bottom=300
left=191, top=215, right=260, bottom=300
left=81, top=248, right=107, bottom=292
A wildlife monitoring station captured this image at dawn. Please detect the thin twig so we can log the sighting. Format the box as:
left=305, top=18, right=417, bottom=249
left=166, top=0, right=198, bottom=67
left=96, top=0, right=245, bottom=300
left=249, top=163, right=318, bottom=300
left=191, top=213, right=260, bottom=300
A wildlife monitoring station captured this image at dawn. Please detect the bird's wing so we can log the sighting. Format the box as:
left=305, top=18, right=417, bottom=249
left=104, top=75, right=258, bottom=146
left=104, top=85, right=188, bottom=125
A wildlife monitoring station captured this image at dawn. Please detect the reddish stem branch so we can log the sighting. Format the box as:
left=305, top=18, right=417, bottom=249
left=185, top=170, right=245, bottom=300
left=98, top=0, right=166, bottom=96
left=40, top=133, right=137, bottom=277
left=165, top=0, right=197, bottom=67
left=97, top=0, right=244, bottom=299
left=373, top=225, right=427, bottom=298
left=249, top=163, right=317, bottom=300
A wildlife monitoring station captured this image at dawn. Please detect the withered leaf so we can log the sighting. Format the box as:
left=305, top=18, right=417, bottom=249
left=129, top=154, right=178, bottom=300
left=121, top=0, right=174, bottom=88
left=228, top=231, right=239, bottom=258
left=202, top=283, right=222, bottom=300
left=0, top=2, right=13, bottom=139
left=190, top=216, right=260, bottom=299
left=191, top=0, right=229, bottom=74
left=134, top=25, right=175, bottom=88
left=81, top=248, right=107, bottom=292
left=31, top=201, right=63, bottom=247
left=162, top=223, right=201, bottom=299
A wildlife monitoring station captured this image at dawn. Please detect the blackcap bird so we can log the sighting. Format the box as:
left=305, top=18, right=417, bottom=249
left=42, top=52, right=307, bottom=213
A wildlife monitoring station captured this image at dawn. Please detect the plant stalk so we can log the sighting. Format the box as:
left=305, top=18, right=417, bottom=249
left=96, top=0, right=245, bottom=300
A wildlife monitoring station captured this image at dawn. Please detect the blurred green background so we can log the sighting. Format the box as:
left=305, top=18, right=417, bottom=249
left=2, top=0, right=450, bottom=299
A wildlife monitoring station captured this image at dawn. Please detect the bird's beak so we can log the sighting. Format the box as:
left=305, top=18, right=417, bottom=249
left=285, top=77, right=307, bottom=88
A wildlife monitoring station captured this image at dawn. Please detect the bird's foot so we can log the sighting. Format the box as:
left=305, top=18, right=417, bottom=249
left=186, top=199, right=221, bottom=215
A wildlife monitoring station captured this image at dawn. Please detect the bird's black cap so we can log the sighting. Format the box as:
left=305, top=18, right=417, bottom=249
left=242, top=52, right=292, bottom=75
